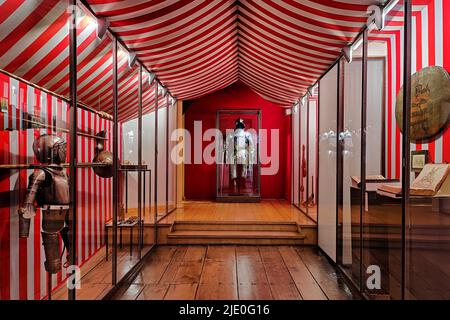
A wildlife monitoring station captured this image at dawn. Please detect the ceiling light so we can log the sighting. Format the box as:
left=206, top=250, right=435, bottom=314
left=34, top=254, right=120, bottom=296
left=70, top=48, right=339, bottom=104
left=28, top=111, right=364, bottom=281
left=96, top=17, right=109, bottom=40
left=128, top=51, right=137, bottom=68
left=148, top=71, right=156, bottom=85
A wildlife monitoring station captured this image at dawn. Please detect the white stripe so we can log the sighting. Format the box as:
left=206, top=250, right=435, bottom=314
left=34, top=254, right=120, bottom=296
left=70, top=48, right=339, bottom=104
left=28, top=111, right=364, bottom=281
left=0, top=4, right=66, bottom=63
left=390, top=34, right=396, bottom=178
left=115, top=0, right=223, bottom=34
left=84, top=110, right=89, bottom=259
left=422, top=7, right=429, bottom=68
left=0, top=0, right=41, bottom=42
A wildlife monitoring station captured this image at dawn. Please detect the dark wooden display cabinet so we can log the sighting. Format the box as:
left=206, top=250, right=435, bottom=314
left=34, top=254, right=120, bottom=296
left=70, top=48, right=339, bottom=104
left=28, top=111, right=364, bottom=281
left=350, top=186, right=450, bottom=299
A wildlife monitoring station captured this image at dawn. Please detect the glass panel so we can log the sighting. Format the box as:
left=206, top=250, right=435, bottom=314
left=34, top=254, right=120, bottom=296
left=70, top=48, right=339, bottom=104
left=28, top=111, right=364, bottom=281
left=339, top=41, right=363, bottom=286
left=0, top=0, right=71, bottom=300
left=139, top=71, right=155, bottom=256
left=71, top=4, right=115, bottom=300
left=157, top=91, right=167, bottom=219
left=362, top=2, right=405, bottom=300
left=142, top=81, right=156, bottom=228
left=318, top=64, right=338, bottom=261
left=117, top=58, right=140, bottom=282
left=405, top=0, right=450, bottom=300
left=300, top=98, right=308, bottom=212
left=292, top=103, right=300, bottom=206
left=216, top=110, right=260, bottom=200
left=308, top=90, right=318, bottom=222
left=168, top=99, right=177, bottom=212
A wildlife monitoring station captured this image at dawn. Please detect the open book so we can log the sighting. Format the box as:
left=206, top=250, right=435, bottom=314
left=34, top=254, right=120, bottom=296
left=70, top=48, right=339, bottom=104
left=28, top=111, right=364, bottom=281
left=377, top=163, right=450, bottom=197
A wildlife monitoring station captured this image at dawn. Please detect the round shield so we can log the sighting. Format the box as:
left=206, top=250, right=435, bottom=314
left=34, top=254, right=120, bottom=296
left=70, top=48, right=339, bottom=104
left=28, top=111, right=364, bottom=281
left=395, top=66, right=450, bottom=141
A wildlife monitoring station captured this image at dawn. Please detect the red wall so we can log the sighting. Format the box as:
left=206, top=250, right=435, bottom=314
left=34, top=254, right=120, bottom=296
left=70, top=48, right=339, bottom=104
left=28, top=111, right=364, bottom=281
left=184, top=81, right=291, bottom=200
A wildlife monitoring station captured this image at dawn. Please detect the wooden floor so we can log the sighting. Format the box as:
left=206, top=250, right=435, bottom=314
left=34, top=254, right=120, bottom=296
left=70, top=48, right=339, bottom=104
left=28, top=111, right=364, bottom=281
left=112, top=245, right=355, bottom=300
left=52, top=245, right=152, bottom=300
left=159, top=200, right=316, bottom=226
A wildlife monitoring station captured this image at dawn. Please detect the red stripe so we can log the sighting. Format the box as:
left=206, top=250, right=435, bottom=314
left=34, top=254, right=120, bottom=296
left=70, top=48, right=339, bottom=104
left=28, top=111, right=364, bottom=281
left=0, top=0, right=25, bottom=24
left=4, top=11, right=69, bottom=74
left=92, top=0, right=167, bottom=16
left=81, top=110, right=86, bottom=263
left=443, top=0, right=450, bottom=163
left=87, top=111, right=92, bottom=256
left=427, top=1, right=436, bottom=162
left=33, top=89, right=41, bottom=300
left=394, top=30, right=401, bottom=179
left=111, top=1, right=215, bottom=31
left=387, top=39, right=393, bottom=179
left=0, top=127, right=11, bottom=299
left=93, top=115, right=98, bottom=250
left=415, top=12, right=423, bottom=151
left=0, top=0, right=60, bottom=58
left=18, top=82, right=28, bottom=300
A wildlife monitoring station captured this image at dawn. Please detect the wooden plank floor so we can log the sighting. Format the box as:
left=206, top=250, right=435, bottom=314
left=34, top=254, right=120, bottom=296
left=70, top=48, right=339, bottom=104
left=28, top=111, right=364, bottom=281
left=113, top=245, right=355, bottom=300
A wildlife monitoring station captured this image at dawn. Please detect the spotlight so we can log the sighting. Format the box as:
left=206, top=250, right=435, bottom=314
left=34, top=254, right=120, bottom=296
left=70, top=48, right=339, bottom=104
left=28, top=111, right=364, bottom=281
left=366, top=5, right=383, bottom=31
left=342, top=37, right=363, bottom=63
left=159, top=85, right=167, bottom=97
left=128, top=51, right=137, bottom=68
left=96, top=17, right=109, bottom=40
left=148, top=71, right=156, bottom=85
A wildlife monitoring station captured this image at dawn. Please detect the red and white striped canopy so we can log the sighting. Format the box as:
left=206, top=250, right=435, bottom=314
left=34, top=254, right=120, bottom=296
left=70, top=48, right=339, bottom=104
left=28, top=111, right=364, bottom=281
left=0, top=0, right=382, bottom=109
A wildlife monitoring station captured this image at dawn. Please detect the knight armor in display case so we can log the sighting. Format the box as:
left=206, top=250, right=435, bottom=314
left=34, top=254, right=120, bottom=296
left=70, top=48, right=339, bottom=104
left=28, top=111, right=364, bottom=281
left=18, top=134, right=71, bottom=274
left=224, top=118, right=255, bottom=194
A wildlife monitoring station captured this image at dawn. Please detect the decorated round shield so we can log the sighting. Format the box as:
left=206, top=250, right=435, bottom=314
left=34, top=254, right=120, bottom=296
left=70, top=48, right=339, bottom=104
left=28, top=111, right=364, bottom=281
left=395, top=66, right=450, bottom=141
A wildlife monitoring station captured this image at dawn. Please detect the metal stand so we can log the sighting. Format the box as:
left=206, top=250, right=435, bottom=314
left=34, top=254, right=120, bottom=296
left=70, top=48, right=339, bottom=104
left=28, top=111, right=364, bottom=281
left=105, top=167, right=151, bottom=261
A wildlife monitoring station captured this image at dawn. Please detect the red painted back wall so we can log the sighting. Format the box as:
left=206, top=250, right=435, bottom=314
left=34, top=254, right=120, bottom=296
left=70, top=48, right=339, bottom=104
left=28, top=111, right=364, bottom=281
left=184, top=82, right=291, bottom=200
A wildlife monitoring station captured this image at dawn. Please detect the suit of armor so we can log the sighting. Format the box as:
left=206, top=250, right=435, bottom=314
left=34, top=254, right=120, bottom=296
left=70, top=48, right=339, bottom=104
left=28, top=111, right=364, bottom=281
left=224, top=118, right=255, bottom=193
left=18, top=134, right=71, bottom=274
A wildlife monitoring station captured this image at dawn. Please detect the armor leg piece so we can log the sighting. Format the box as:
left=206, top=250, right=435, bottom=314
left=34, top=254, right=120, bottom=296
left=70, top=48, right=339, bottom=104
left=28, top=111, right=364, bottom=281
left=41, top=209, right=67, bottom=274
left=42, top=232, right=61, bottom=274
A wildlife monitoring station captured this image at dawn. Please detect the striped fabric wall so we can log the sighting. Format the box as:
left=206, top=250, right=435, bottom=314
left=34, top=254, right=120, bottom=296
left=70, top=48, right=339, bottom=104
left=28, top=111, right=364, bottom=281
left=0, top=73, right=113, bottom=300
left=371, top=0, right=450, bottom=179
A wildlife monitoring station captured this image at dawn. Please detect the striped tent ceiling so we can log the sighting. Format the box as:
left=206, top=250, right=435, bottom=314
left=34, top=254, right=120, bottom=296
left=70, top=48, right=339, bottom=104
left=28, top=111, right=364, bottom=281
left=0, top=0, right=387, bottom=113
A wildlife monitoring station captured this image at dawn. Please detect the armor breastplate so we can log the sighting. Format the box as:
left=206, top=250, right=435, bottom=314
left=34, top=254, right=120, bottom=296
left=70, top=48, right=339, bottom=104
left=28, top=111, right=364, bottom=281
left=36, top=167, right=70, bottom=206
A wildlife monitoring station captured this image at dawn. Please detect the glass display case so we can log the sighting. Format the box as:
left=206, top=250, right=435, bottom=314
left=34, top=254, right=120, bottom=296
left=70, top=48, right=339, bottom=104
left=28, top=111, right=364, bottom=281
left=216, top=110, right=260, bottom=202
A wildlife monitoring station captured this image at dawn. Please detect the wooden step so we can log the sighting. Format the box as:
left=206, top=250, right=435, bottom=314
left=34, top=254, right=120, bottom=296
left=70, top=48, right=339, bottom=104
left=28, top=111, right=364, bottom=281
left=167, top=230, right=306, bottom=245
left=171, top=220, right=301, bottom=232
left=166, top=220, right=310, bottom=245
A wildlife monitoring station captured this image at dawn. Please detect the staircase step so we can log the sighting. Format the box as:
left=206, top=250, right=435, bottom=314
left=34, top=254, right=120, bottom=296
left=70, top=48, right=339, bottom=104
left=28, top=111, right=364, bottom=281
left=167, top=230, right=306, bottom=245
left=171, top=220, right=300, bottom=232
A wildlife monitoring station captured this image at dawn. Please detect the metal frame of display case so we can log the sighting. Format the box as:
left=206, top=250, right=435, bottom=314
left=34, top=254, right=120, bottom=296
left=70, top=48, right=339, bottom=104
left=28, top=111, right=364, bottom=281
left=307, top=0, right=413, bottom=301
left=0, top=0, right=182, bottom=300
left=215, top=109, right=261, bottom=202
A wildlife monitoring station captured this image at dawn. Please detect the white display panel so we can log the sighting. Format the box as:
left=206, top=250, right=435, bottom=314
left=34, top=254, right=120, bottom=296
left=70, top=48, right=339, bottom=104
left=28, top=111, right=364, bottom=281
left=308, top=99, right=318, bottom=221
left=142, top=111, right=156, bottom=214
left=318, top=64, right=338, bottom=262
left=366, top=59, right=384, bottom=176
left=157, top=105, right=167, bottom=215
left=122, top=118, right=139, bottom=209
left=342, top=60, right=362, bottom=266
left=300, top=98, right=308, bottom=210
left=168, top=102, right=177, bottom=210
